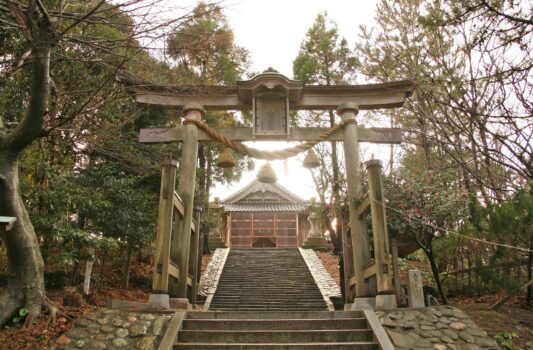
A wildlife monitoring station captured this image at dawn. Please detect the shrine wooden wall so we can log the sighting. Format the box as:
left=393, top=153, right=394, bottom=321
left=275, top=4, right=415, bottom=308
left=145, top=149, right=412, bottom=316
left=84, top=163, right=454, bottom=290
left=229, top=212, right=299, bottom=248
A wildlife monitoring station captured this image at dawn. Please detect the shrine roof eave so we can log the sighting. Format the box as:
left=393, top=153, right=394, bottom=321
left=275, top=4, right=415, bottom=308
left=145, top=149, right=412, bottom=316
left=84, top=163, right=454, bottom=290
left=118, top=74, right=415, bottom=111
left=223, top=203, right=308, bottom=212
left=222, top=179, right=306, bottom=205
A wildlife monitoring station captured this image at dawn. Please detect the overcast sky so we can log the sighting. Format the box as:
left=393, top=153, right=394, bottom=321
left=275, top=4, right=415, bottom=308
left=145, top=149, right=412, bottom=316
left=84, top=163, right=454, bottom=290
left=224, top=0, right=379, bottom=77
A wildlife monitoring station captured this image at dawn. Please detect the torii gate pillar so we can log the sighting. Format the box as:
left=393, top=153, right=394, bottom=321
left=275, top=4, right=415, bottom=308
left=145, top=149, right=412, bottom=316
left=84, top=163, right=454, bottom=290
left=338, top=103, right=372, bottom=301
left=174, top=105, right=203, bottom=298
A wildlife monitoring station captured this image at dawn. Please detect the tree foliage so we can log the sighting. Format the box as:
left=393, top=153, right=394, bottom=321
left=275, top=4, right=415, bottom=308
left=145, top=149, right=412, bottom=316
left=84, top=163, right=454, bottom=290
left=385, top=156, right=469, bottom=303
left=354, top=0, right=532, bottom=302
left=293, top=12, right=356, bottom=254
left=0, top=0, right=200, bottom=326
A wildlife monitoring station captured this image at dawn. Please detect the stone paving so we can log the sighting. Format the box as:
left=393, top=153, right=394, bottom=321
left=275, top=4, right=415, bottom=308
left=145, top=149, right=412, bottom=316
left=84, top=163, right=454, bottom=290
left=198, top=248, right=228, bottom=297
left=377, top=306, right=499, bottom=350
left=299, top=248, right=342, bottom=299
left=53, top=309, right=171, bottom=350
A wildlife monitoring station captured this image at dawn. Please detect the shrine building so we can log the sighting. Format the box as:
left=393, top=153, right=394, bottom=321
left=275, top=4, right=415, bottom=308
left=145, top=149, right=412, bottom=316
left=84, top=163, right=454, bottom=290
left=208, top=167, right=329, bottom=249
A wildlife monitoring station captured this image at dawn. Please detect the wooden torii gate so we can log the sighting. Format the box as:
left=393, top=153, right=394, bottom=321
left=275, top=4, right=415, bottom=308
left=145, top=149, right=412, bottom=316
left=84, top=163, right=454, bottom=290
left=120, top=69, right=414, bottom=309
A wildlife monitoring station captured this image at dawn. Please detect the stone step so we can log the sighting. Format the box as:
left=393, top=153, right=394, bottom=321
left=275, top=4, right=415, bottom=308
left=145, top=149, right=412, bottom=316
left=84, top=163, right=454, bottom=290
left=177, top=330, right=373, bottom=343
left=209, top=302, right=326, bottom=306
left=182, top=318, right=367, bottom=330
left=174, top=342, right=379, bottom=349
left=208, top=305, right=327, bottom=309
left=208, top=308, right=328, bottom=312
left=209, top=304, right=327, bottom=311
left=209, top=249, right=327, bottom=311
left=212, top=296, right=323, bottom=299
left=187, top=311, right=362, bottom=320
left=209, top=299, right=326, bottom=306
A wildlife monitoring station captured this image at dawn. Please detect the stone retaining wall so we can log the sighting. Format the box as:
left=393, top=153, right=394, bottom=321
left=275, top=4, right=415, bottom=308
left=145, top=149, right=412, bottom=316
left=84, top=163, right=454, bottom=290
left=54, top=309, right=171, bottom=350
left=299, top=248, right=342, bottom=300
left=198, top=248, right=228, bottom=297
left=377, top=306, right=499, bottom=350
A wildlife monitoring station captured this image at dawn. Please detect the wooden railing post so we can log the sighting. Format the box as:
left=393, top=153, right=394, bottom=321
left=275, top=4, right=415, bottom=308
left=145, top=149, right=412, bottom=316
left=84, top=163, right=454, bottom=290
left=152, top=160, right=177, bottom=293
left=175, top=105, right=203, bottom=299
left=341, top=219, right=355, bottom=303
left=189, top=206, right=202, bottom=304
left=366, top=159, right=396, bottom=308
left=338, top=103, right=371, bottom=302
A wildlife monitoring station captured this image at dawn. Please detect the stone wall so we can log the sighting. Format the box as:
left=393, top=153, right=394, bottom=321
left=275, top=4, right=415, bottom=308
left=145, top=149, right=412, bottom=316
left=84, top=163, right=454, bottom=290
left=54, top=309, right=171, bottom=350
left=198, top=248, right=228, bottom=298
left=376, top=306, right=499, bottom=350
left=299, top=248, right=342, bottom=299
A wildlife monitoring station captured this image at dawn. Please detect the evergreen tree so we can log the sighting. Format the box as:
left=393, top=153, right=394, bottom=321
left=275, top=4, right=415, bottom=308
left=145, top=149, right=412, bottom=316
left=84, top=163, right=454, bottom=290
left=293, top=12, right=355, bottom=254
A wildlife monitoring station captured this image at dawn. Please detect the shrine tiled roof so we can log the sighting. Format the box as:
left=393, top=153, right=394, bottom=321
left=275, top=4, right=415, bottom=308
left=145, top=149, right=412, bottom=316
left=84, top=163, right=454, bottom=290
left=223, top=202, right=307, bottom=212
left=220, top=178, right=309, bottom=213
left=222, top=179, right=306, bottom=204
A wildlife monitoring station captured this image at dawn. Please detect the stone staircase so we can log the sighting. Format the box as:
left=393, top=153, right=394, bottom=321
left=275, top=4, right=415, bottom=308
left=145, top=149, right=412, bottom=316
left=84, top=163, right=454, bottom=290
left=209, top=249, right=326, bottom=311
left=174, top=310, right=379, bottom=349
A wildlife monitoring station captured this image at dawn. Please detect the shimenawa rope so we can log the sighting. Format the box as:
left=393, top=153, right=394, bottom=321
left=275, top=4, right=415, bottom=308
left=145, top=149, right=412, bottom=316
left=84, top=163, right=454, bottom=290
left=184, top=118, right=353, bottom=160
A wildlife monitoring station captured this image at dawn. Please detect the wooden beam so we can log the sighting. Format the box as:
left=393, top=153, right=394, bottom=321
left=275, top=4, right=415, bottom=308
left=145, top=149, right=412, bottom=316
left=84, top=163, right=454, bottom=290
left=123, top=79, right=414, bottom=111
left=140, top=126, right=402, bottom=144
left=349, top=274, right=356, bottom=288
left=168, top=261, right=180, bottom=279
left=173, top=192, right=185, bottom=215
left=135, top=93, right=244, bottom=110
left=363, top=260, right=377, bottom=279
left=355, top=194, right=371, bottom=218
left=134, top=92, right=408, bottom=110
left=295, top=91, right=410, bottom=110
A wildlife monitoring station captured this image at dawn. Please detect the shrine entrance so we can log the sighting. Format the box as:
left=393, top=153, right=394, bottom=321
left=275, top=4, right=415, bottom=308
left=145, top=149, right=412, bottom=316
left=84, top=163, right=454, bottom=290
left=252, top=237, right=276, bottom=248
left=120, top=68, right=414, bottom=309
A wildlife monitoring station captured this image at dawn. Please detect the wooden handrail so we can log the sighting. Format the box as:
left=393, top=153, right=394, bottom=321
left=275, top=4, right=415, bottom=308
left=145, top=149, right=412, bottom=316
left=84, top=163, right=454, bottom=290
left=173, top=191, right=185, bottom=215
left=173, top=191, right=197, bottom=233
left=348, top=260, right=377, bottom=288
left=356, top=194, right=370, bottom=218
left=363, top=260, right=377, bottom=279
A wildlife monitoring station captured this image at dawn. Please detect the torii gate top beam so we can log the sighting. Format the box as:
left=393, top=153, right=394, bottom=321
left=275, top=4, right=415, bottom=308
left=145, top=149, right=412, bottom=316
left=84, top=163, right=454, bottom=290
left=118, top=70, right=414, bottom=111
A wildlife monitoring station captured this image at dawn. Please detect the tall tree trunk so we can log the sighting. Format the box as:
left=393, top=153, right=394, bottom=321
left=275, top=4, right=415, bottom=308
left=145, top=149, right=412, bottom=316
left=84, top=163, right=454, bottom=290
left=205, top=149, right=213, bottom=212
left=0, top=154, right=46, bottom=325
left=198, top=145, right=207, bottom=206
left=0, top=13, right=54, bottom=325
left=328, top=111, right=341, bottom=255
left=526, top=241, right=533, bottom=306
left=121, top=243, right=134, bottom=289
left=425, top=247, right=449, bottom=304
left=100, top=250, right=107, bottom=275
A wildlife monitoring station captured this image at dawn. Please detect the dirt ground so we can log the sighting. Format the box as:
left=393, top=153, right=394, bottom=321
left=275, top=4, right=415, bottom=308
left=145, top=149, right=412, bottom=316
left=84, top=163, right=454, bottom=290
left=453, top=297, right=533, bottom=349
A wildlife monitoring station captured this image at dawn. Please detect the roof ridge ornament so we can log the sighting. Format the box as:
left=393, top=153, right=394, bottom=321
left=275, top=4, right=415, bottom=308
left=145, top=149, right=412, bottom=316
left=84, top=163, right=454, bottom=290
left=257, top=163, right=277, bottom=183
